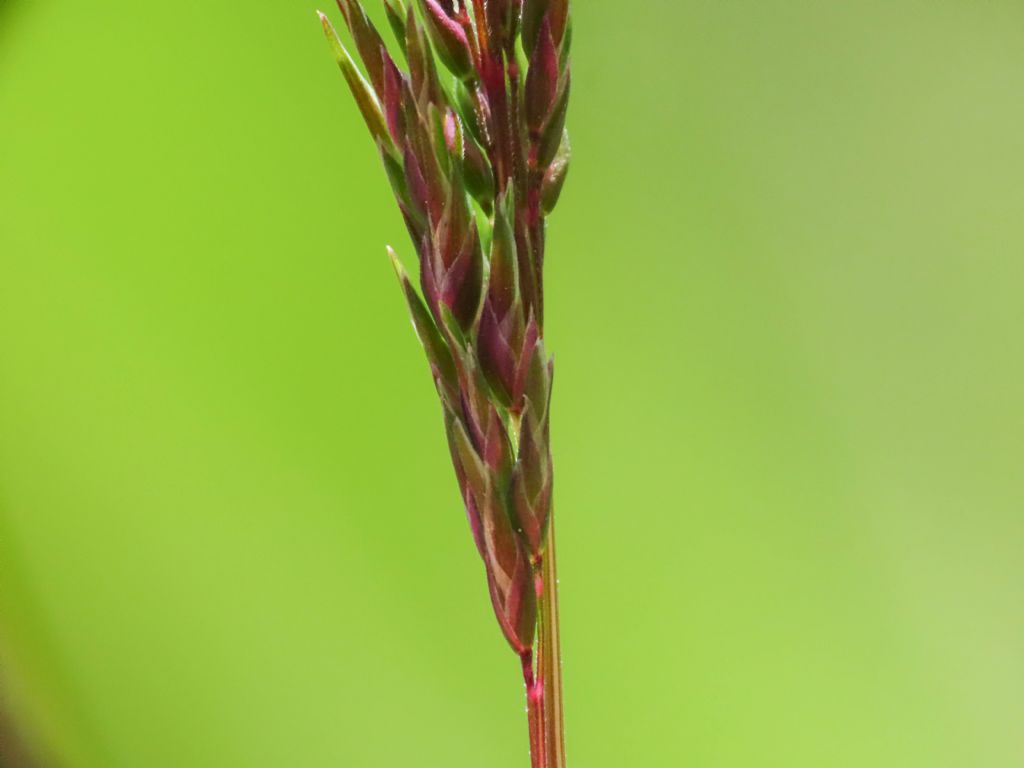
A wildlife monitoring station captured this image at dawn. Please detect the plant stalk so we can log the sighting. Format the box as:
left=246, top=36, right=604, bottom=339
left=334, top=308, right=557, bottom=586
left=538, top=520, right=566, bottom=768
left=521, top=651, right=544, bottom=768
left=523, top=520, right=565, bottom=768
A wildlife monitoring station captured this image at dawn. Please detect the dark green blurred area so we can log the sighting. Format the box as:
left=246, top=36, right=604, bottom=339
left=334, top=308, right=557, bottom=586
left=2, top=1, right=1022, bottom=766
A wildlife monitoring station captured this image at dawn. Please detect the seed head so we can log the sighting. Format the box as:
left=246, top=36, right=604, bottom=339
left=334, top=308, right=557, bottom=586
left=319, top=0, right=571, bottom=653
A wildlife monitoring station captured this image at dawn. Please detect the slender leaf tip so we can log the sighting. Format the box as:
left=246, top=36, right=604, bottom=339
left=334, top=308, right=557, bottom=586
left=387, top=245, right=404, bottom=278
left=318, top=11, right=346, bottom=61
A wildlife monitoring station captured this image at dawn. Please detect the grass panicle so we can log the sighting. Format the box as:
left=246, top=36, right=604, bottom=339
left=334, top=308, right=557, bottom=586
left=319, top=2, right=571, bottom=765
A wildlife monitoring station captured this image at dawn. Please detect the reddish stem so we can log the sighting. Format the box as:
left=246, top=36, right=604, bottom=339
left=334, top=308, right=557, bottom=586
left=521, top=650, right=545, bottom=768
left=520, top=523, right=566, bottom=768
left=537, top=523, right=566, bottom=768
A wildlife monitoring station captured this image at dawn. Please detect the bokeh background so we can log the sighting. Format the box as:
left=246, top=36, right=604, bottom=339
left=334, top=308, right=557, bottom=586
left=2, top=1, right=1022, bottom=766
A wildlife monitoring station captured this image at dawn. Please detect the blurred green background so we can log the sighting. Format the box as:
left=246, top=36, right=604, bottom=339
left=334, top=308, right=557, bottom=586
left=2, top=1, right=1022, bottom=766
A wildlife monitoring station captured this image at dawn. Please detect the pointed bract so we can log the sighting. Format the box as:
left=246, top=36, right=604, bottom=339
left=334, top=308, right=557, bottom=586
left=525, top=17, right=559, bottom=134
left=406, top=6, right=446, bottom=109
left=538, top=70, right=570, bottom=167
left=336, top=0, right=388, bottom=96
left=381, top=51, right=408, bottom=144
left=541, top=132, right=570, bottom=214
left=462, top=133, right=495, bottom=210
left=389, top=247, right=457, bottom=394
left=383, top=0, right=409, bottom=57
left=419, top=0, right=475, bottom=80
left=488, top=190, right=520, bottom=319
left=320, top=12, right=392, bottom=149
